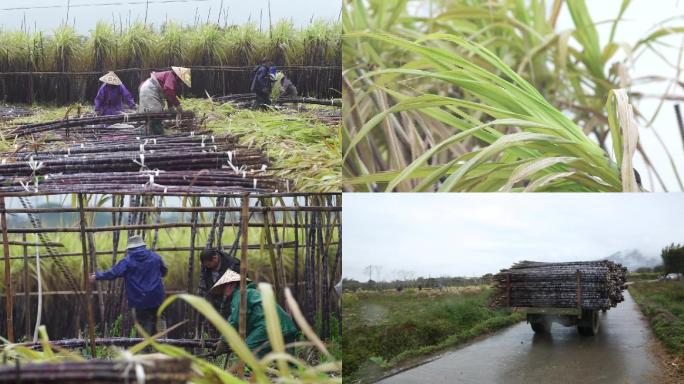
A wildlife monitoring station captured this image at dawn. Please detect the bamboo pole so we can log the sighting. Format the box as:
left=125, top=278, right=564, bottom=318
left=186, top=196, right=200, bottom=337
left=87, top=231, right=106, bottom=336
left=4, top=241, right=334, bottom=260
left=22, top=233, right=31, bottom=339
left=262, top=200, right=283, bottom=304
left=238, top=194, right=249, bottom=378
left=77, top=193, right=97, bottom=357
left=293, top=196, right=300, bottom=303
left=6, top=221, right=324, bottom=234
left=3, top=206, right=339, bottom=214
left=1, top=196, right=14, bottom=342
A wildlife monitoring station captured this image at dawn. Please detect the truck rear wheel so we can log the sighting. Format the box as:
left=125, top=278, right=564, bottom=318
left=577, top=309, right=600, bottom=336
left=528, top=315, right=550, bottom=333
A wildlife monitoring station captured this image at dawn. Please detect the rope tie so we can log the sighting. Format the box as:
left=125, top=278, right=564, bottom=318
left=142, top=174, right=168, bottom=194
left=26, top=156, right=44, bottom=192
left=116, top=351, right=150, bottom=384
left=133, top=153, right=148, bottom=172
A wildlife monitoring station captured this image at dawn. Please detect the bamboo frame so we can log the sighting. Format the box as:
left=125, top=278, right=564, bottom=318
left=1, top=197, right=13, bottom=342
left=77, top=193, right=97, bottom=357
left=238, top=194, right=249, bottom=377
left=0, top=192, right=341, bottom=346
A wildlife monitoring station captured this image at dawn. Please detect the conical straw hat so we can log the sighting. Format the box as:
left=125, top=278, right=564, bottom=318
left=210, top=269, right=248, bottom=294
left=172, top=66, right=192, bottom=87
left=99, top=71, right=122, bottom=86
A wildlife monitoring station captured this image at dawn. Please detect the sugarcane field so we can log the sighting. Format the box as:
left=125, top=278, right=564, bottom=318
left=342, top=194, right=684, bottom=384
left=343, top=0, right=684, bottom=192
left=0, top=1, right=342, bottom=383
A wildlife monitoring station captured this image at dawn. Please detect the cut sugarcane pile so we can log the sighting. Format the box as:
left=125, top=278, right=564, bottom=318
left=0, top=357, right=191, bottom=383
left=8, top=111, right=198, bottom=138
left=0, top=131, right=287, bottom=194
left=8, top=337, right=219, bottom=351
left=491, top=260, right=627, bottom=310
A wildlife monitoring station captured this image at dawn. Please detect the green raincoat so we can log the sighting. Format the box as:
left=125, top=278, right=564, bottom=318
left=224, top=282, right=299, bottom=356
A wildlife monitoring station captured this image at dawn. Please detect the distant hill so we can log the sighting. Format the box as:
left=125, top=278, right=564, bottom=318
left=606, top=249, right=660, bottom=271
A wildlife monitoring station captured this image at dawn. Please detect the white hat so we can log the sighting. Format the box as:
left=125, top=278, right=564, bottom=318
left=210, top=269, right=249, bottom=294
left=171, top=66, right=192, bottom=87
left=99, top=71, right=122, bottom=86
left=126, top=235, right=146, bottom=250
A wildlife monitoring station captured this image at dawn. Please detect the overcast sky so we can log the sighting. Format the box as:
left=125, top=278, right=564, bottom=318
left=342, top=194, right=684, bottom=281
left=0, top=0, right=341, bottom=32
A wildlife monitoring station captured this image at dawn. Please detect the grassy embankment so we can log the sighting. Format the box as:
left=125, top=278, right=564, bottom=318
left=342, top=286, right=524, bottom=383
left=630, top=280, right=684, bottom=378
left=0, top=98, right=341, bottom=192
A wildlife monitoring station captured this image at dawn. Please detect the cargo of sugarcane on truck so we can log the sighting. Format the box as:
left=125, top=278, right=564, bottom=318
left=491, top=261, right=627, bottom=336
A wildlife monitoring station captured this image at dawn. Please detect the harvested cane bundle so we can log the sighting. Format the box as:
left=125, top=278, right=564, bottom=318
left=7, top=337, right=219, bottom=351
left=0, top=356, right=192, bottom=383
left=491, top=260, right=627, bottom=310
left=9, top=111, right=197, bottom=137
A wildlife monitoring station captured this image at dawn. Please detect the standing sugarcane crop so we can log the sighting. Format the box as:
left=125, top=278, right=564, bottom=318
left=89, top=235, right=168, bottom=336
left=138, top=66, right=191, bottom=135
left=211, top=270, right=299, bottom=357
left=94, top=72, right=137, bottom=116
left=250, top=59, right=276, bottom=109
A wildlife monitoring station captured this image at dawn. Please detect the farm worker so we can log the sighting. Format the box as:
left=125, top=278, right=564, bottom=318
left=211, top=270, right=299, bottom=357
left=250, top=58, right=275, bottom=109
left=138, top=66, right=192, bottom=135
left=279, top=74, right=298, bottom=98
left=89, top=235, right=168, bottom=336
left=198, top=248, right=241, bottom=312
left=94, top=71, right=136, bottom=116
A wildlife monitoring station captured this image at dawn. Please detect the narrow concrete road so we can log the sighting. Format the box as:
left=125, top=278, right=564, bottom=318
left=378, top=291, right=662, bottom=384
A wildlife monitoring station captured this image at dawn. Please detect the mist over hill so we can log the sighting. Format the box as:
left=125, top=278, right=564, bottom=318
left=605, top=249, right=661, bottom=271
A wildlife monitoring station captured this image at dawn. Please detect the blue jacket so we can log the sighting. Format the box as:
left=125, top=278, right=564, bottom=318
left=250, top=65, right=271, bottom=94
left=96, top=246, right=168, bottom=309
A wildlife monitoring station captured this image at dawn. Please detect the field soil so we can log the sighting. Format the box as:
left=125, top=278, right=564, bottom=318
left=378, top=291, right=664, bottom=384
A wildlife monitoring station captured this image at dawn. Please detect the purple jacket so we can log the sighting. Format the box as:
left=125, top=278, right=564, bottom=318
left=94, top=83, right=136, bottom=116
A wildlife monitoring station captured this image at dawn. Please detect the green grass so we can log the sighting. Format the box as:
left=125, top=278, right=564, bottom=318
left=182, top=98, right=341, bottom=192
left=630, top=281, right=684, bottom=376
left=1, top=285, right=342, bottom=383
left=342, top=286, right=524, bottom=383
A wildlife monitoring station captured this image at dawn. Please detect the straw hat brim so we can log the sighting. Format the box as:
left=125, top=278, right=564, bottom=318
left=172, top=66, right=192, bottom=87
left=99, top=71, right=122, bottom=86
left=210, top=269, right=249, bottom=294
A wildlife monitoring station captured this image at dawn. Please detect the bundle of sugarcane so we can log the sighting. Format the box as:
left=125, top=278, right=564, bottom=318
left=213, top=93, right=256, bottom=103
left=0, top=151, right=268, bottom=177
left=276, top=97, right=342, bottom=107
left=3, top=136, right=252, bottom=163
left=9, top=111, right=197, bottom=137
left=491, top=260, right=627, bottom=310
left=0, top=170, right=286, bottom=193
left=0, top=357, right=191, bottom=383
left=7, top=337, right=219, bottom=351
